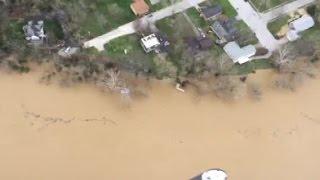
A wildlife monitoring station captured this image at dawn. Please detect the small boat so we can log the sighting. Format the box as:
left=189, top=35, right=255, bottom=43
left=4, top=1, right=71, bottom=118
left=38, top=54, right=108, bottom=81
left=191, top=169, right=228, bottom=180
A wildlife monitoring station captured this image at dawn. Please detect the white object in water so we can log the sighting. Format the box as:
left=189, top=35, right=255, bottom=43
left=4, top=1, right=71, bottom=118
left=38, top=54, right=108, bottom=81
left=120, top=88, right=130, bottom=95
left=175, top=83, right=185, bottom=93
left=201, top=169, right=228, bottom=180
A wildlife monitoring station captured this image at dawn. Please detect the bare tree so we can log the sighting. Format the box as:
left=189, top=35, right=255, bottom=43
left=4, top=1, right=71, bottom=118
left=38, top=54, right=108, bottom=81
left=217, top=53, right=233, bottom=74
left=274, top=44, right=293, bottom=66
left=97, top=69, right=125, bottom=92
left=213, top=76, right=246, bottom=101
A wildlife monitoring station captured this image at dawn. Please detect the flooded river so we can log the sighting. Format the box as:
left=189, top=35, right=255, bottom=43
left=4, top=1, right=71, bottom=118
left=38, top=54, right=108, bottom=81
left=0, top=70, right=320, bottom=180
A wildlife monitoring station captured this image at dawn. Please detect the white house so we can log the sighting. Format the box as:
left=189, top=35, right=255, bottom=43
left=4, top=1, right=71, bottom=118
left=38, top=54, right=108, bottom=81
left=286, top=15, right=315, bottom=41
left=140, top=34, right=161, bottom=53
left=223, top=41, right=256, bottom=64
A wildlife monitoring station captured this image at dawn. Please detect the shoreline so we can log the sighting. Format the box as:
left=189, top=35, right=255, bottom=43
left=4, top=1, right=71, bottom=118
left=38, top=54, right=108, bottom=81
left=1, top=69, right=320, bottom=179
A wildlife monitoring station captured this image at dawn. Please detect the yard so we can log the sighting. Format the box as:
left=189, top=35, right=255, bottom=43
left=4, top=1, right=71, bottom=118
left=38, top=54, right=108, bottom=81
left=229, top=59, right=273, bottom=75
left=208, top=0, right=237, bottom=18
left=185, top=8, right=208, bottom=30
left=102, top=34, right=157, bottom=74
left=267, top=15, right=290, bottom=37
left=57, top=0, right=136, bottom=39
left=235, top=21, right=259, bottom=46
left=250, top=0, right=293, bottom=12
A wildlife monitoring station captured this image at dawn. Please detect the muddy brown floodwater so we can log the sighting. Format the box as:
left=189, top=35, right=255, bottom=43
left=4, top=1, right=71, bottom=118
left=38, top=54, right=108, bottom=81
left=0, top=70, right=320, bottom=180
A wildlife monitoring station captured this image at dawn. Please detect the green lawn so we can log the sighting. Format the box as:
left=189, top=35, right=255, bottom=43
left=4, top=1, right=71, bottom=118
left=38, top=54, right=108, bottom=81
left=1, top=20, right=25, bottom=50
left=102, top=34, right=156, bottom=73
left=250, top=0, right=292, bottom=12
left=57, top=0, right=136, bottom=38
left=150, top=0, right=182, bottom=12
left=209, top=0, right=237, bottom=18
left=45, top=20, right=64, bottom=40
left=301, top=26, right=320, bottom=49
left=229, top=59, right=273, bottom=75
left=267, top=15, right=290, bottom=36
left=235, top=21, right=259, bottom=46
left=185, top=8, right=208, bottom=29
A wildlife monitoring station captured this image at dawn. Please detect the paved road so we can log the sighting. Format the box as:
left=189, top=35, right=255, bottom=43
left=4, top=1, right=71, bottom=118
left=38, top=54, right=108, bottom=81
left=261, top=0, right=316, bottom=22
left=229, top=0, right=281, bottom=51
left=261, top=0, right=315, bottom=22
left=84, top=0, right=205, bottom=51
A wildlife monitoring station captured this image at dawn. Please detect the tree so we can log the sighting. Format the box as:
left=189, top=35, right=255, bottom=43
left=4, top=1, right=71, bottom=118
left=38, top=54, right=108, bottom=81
left=247, top=83, right=262, bottom=101
left=213, top=76, right=246, bottom=101
left=272, top=44, right=295, bottom=68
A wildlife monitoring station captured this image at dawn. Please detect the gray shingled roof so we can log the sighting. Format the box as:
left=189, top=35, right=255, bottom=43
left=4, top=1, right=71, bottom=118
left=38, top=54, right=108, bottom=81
left=201, top=5, right=222, bottom=19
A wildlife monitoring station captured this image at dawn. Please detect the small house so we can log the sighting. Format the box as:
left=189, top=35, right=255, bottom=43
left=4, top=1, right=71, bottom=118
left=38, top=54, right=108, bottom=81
left=200, top=5, right=223, bottom=21
left=286, top=15, right=315, bottom=41
left=23, top=20, right=46, bottom=43
left=140, top=33, right=170, bottom=53
left=58, top=46, right=80, bottom=58
left=210, top=17, right=238, bottom=43
left=130, top=0, right=150, bottom=16
left=141, top=34, right=160, bottom=53
left=223, top=41, right=256, bottom=64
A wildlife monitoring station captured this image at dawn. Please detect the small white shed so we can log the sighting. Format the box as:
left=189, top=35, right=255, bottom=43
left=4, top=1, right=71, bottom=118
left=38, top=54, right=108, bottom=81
left=286, top=15, right=315, bottom=41
left=140, top=34, right=161, bottom=53
left=289, top=15, right=315, bottom=32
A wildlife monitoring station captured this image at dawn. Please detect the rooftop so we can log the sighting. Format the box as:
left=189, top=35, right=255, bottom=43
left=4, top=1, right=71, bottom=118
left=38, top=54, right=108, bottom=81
left=289, top=15, right=315, bottom=32
left=211, top=17, right=238, bottom=42
left=22, top=20, right=46, bottom=42
left=130, top=0, right=150, bottom=16
left=223, top=41, right=256, bottom=64
left=200, top=5, right=223, bottom=20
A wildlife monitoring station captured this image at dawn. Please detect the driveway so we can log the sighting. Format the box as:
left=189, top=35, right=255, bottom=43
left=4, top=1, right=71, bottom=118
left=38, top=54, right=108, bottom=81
left=84, top=0, right=206, bottom=51
left=229, top=0, right=281, bottom=51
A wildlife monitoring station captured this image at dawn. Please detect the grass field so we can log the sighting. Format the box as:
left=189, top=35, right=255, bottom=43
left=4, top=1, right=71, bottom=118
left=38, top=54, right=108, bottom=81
left=185, top=8, right=208, bottom=29
left=209, top=0, right=237, bottom=17
left=267, top=15, right=290, bottom=36
left=61, top=0, right=136, bottom=38
left=235, top=21, right=259, bottom=46
left=250, top=0, right=292, bottom=12
left=102, top=34, right=157, bottom=73
left=229, top=59, right=273, bottom=75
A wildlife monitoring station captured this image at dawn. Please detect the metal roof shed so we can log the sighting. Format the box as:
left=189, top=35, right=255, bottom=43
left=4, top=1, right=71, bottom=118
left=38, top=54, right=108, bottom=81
left=289, top=15, right=315, bottom=32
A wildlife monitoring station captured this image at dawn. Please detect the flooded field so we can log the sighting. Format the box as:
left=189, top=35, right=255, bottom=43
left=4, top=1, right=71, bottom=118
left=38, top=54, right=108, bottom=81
left=0, top=70, right=320, bottom=180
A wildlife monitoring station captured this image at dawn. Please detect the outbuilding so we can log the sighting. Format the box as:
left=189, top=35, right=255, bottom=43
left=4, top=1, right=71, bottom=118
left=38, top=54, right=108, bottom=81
left=130, top=0, right=150, bottom=16
left=140, top=34, right=161, bottom=53
left=286, top=15, right=315, bottom=41
left=289, top=15, right=315, bottom=32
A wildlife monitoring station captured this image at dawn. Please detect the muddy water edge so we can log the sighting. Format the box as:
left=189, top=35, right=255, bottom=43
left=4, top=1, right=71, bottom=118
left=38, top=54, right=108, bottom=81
left=0, top=70, right=320, bottom=180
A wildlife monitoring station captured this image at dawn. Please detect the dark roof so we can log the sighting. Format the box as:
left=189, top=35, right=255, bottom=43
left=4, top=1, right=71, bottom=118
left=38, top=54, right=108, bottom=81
left=198, top=37, right=213, bottom=50
left=201, top=5, right=222, bottom=19
left=211, top=17, right=238, bottom=41
left=186, top=36, right=213, bottom=51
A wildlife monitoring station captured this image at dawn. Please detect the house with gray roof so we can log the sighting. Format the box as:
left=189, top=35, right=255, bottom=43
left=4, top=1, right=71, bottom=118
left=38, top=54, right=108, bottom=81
left=200, top=5, right=222, bottom=21
left=210, top=17, right=238, bottom=44
left=23, top=20, right=46, bottom=43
